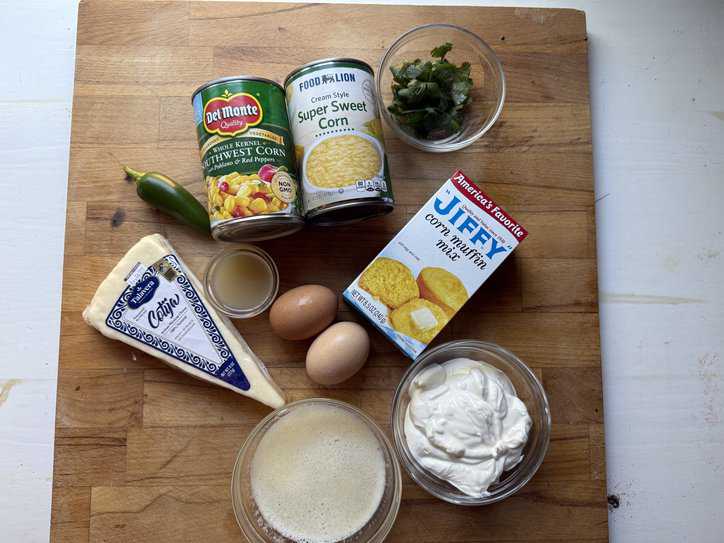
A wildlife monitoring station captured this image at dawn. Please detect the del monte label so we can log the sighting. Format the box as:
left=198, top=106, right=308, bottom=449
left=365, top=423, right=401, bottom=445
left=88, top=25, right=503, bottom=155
left=203, top=89, right=263, bottom=137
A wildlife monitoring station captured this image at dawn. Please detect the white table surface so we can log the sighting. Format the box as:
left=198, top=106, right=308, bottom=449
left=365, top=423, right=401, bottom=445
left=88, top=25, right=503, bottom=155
left=1, top=0, right=722, bottom=541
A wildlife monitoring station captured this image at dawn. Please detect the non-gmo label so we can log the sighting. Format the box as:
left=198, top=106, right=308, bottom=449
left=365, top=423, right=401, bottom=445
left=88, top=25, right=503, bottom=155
left=271, top=171, right=296, bottom=203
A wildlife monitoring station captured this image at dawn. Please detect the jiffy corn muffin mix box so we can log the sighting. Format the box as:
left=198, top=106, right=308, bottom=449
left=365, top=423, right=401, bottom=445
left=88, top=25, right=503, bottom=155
left=343, top=170, right=528, bottom=359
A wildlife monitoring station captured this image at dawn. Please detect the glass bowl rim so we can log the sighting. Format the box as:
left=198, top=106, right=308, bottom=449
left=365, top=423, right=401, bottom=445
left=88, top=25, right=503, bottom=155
left=231, top=397, right=403, bottom=542
left=391, top=339, right=551, bottom=505
left=376, top=23, right=506, bottom=153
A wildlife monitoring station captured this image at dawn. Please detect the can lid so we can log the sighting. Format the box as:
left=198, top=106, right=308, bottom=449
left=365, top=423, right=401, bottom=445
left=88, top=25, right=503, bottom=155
left=284, top=58, right=374, bottom=88
left=211, top=214, right=304, bottom=242
left=191, top=76, right=284, bottom=101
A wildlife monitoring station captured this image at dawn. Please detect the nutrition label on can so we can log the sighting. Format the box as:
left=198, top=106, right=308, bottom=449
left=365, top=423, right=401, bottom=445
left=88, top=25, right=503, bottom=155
left=355, top=178, right=388, bottom=192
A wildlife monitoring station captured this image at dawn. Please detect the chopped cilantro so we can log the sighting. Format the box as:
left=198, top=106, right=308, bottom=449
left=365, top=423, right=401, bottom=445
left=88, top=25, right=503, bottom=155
left=388, top=42, right=473, bottom=140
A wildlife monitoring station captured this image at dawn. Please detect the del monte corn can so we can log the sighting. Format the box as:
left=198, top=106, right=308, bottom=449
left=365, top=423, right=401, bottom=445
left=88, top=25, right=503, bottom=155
left=192, top=76, right=303, bottom=241
left=284, top=58, right=394, bottom=225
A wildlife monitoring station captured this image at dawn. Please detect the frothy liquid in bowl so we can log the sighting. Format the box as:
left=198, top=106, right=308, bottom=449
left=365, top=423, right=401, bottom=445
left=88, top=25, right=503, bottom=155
left=250, top=403, right=386, bottom=543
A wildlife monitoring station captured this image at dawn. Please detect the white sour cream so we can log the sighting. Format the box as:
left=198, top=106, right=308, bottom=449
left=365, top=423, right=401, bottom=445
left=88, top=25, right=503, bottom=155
left=404, top=358, right=532, bottom=497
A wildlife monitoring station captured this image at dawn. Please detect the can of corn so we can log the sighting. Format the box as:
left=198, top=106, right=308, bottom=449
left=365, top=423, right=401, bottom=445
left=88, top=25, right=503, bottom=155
left=192, top=76, right=304, bottom=241
left=284, top=58, right=394, bottom=225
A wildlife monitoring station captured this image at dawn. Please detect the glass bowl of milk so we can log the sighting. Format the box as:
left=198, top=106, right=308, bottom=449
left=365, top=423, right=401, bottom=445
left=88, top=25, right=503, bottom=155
left=392, top=340, right=551, bottom=506
left=232, top=398, right=402, bottom=542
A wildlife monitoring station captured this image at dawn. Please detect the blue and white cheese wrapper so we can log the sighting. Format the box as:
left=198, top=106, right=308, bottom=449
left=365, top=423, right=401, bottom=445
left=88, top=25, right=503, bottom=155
left=82, top=233, right=285, bottom=408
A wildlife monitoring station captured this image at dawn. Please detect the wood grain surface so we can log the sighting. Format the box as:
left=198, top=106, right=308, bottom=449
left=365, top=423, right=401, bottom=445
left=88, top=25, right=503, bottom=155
left=52, top=2, right=606, bottom=541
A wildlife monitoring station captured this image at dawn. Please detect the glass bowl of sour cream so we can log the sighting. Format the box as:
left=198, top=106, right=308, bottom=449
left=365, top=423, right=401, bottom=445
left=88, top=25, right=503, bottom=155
left=392, top=340, right=551, bottom=506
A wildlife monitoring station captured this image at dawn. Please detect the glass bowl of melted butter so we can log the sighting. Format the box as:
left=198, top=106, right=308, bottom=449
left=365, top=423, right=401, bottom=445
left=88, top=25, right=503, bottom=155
left=392, top=340, right=551, bottom=506
left=204, top=245, right=279, bottom=319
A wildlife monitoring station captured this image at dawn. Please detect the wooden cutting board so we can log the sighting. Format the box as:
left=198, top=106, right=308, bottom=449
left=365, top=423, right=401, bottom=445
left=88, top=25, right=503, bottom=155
left=52, top=2, right=606, bottom=542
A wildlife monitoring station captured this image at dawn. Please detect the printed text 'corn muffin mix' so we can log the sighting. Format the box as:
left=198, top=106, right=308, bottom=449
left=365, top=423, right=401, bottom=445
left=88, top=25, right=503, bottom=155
left=344, top=170, right=528, bottom=359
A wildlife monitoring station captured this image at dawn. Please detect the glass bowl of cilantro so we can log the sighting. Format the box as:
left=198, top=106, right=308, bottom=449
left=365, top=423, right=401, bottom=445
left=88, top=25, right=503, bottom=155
left=377, top=23, right=505, bottom=152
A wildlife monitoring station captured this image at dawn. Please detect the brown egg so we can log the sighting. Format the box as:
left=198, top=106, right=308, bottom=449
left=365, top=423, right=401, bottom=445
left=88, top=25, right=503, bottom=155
left=269, top=284, right=337, bottom=340
left=306, top=322, right=370, bottom=385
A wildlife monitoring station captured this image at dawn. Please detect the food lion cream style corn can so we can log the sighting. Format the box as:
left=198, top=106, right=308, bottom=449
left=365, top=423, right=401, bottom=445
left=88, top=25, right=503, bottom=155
left=284, top=59, right=394, bottom=225
left=192, top=76, right=304, bottom=242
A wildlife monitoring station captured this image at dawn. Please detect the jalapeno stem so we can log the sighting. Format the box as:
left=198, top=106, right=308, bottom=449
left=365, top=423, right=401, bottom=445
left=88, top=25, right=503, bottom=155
left=123, top=165, right=145, bottom=182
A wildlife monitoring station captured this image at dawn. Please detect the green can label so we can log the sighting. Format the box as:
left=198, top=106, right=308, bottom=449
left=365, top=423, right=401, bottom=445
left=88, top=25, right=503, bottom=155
left=192, top=79, right=301, bottom=226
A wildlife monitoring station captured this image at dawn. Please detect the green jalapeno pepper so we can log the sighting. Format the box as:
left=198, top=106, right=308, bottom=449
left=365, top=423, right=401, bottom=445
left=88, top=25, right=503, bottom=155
left=124, top=166, right=210, bottom=236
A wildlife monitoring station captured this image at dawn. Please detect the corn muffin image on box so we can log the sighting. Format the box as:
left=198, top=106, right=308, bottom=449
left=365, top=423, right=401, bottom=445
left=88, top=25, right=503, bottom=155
left=343, top=170, right=528, bottom=359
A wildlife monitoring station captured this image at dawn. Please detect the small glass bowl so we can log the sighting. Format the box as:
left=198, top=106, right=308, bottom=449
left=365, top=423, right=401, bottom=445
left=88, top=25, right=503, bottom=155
left=392, top=340, right=551, bottom=505
left=203, top=245, right=279, bottom=319
left=232, top=398, right=402, bottom=542
left=377, top=23, right=506, bottom=152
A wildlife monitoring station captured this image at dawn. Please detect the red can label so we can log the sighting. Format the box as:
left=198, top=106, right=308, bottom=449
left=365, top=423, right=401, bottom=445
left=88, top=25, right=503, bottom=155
left=203, top=91, right=263, bottom=137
